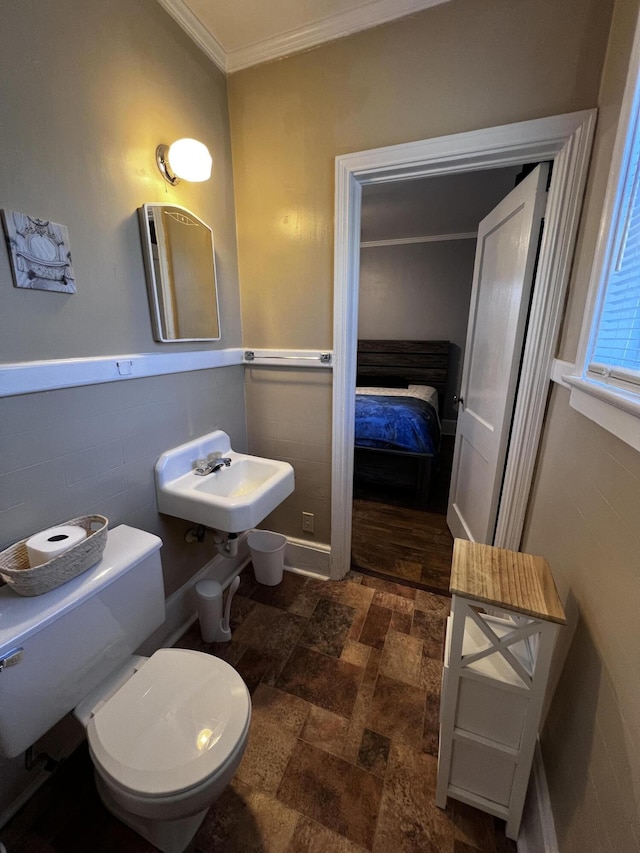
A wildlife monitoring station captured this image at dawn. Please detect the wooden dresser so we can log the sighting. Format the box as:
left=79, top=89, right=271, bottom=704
left=436, top=539, right=566, bottom=840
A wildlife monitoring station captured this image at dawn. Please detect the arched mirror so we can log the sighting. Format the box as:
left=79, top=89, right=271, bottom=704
left=138, top=203, right=221, bottom=342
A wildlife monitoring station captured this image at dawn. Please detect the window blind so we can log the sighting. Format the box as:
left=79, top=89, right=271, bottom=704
left=590, top=109, right=640, bottom=386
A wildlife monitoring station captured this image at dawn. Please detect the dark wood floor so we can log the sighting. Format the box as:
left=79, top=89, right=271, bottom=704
left=351, top=501, right=454, bottom=594
left=351, top=436, right=455, bottom=594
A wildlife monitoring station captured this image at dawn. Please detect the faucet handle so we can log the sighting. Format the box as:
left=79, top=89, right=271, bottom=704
left=207, top=451, right=223, bottom=463
left=194, top=457, right=209, bottom=473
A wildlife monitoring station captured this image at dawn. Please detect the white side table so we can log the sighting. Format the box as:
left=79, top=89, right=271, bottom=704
left=436, top=539, right=566, bottom=840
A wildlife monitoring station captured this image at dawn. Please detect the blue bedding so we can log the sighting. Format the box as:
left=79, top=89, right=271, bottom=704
left=354, top=394, right=440, bottom=454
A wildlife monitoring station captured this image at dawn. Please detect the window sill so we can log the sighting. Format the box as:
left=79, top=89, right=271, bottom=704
left=563, top=374, right=640, bottom=452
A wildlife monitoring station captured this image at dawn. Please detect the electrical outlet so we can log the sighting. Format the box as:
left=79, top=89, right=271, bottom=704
left=302, top=512, right=315, bottom=533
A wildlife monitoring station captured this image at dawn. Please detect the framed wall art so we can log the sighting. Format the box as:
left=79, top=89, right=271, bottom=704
left=1, top=209, right=76, bottom=293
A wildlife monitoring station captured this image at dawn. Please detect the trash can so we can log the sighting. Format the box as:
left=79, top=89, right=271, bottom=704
left=248, top=531, right=287, bottom=586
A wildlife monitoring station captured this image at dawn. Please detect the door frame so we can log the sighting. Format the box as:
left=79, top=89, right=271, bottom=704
left=330, top=110, right=596, bottom=579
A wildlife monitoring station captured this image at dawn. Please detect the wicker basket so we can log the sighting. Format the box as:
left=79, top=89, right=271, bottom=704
left=0, top=515, right=108, bottom=597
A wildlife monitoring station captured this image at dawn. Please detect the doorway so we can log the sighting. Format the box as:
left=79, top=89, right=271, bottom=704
left=329, top=111, right=596, bottom=580
left=351, top=166, right=525, bottom=591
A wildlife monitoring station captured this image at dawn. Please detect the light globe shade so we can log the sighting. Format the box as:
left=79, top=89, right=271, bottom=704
left=168, top=138, right=212, bottom=182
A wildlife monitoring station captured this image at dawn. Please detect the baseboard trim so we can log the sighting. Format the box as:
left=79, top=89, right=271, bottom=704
left=518, top=741, right=559, bottom=853
left=285, top=537, right=331, bottom=579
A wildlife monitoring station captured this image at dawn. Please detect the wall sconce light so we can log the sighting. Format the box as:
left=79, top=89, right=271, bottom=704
left=156, top=138, right=212, bottom=185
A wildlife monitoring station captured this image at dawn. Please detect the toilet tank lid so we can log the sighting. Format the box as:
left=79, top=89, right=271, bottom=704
left=0, top=525, right=162, bottom=657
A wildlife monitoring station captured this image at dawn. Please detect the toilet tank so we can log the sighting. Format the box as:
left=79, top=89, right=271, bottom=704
left=0, top=525, right=165, bottom=758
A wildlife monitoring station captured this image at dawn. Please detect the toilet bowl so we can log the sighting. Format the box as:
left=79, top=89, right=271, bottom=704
left=83, top=647, right=251, bottom=853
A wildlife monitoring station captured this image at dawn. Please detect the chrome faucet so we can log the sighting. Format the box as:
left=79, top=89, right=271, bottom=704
left=193, top=453, right=232, bottom=476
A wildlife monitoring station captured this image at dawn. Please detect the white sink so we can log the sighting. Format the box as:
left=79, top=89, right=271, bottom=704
left=155, top=430, right=295, bottom=532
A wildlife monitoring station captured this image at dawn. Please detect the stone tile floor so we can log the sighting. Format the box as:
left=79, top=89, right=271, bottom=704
left=2, top=568, right=517, bottom=853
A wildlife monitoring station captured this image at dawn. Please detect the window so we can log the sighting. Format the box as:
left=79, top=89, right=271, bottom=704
left=588, top=107, right=640, bottom=387
left=567, top=15, right=640, bottom=452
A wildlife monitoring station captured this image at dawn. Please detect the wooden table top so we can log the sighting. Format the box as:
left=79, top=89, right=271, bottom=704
left=450, top=539, right=566, bottom=624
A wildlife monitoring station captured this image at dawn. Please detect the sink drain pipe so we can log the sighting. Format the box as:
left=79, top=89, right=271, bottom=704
left=185, top=525, right=239, bottom=558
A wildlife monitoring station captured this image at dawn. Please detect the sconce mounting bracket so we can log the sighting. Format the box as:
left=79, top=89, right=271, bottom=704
left=156, top=144, right=180, bottom=186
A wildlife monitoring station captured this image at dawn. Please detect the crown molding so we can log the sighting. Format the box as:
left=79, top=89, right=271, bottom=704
left=360, top=231, right=477, bottom=248
left=226, top=0, right=450, bottom=72
left=158, top=0, right=450, bottom=75
left=157, top=0, right=227, bottom=72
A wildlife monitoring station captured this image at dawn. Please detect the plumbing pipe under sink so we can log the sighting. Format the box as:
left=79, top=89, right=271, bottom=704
left=196, top=576, right=240, bottom=643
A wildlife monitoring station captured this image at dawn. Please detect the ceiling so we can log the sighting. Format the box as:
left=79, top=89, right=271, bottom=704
left=360, top=167, right=523, bottom=242
left=157, top=0, right=451, bottom=74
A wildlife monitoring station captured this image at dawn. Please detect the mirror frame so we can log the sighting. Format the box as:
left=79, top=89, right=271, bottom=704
left=138, top=202, right=221, bottom=343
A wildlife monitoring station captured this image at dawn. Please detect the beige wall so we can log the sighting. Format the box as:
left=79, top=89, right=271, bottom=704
left=360, top=167, right=521, bottom=243
left=0, top=0, right=245, bottom=569
left=0, top=0, right=245, bottom=813
left=229, top=0, right=613, bottom=543
left=245, top=368, right=333, bottom=543
left=229, top=0, right=611, bottom=348
left=525, top=391, right=640, bottom=852
left=358, top=241, right=476, bottom=419
left=523, top=1, right=640, bottom=850
left=358, top=241, right=475, bottom=343
left=0, top=0, right=241, bottom=359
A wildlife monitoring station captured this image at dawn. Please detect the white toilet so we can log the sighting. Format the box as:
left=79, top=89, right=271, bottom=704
left=0, top=525, right=251, bottom=853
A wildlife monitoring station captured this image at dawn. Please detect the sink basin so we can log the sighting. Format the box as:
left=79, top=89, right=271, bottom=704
left=155, top=430, right=295, bottom=532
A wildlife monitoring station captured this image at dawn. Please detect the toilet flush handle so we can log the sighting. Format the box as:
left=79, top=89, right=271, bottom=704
left=0, top=647, right=23, bottom=672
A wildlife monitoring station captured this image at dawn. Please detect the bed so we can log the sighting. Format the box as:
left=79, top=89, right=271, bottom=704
left=354, top=340, right=449, bottom=507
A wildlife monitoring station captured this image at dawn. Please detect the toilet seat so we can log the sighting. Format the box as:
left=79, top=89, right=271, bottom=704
left=87, top=648, right=251, bottom=799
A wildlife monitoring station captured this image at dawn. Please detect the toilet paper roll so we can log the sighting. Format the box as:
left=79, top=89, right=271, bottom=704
left=26, top=525, right=87, bottom=568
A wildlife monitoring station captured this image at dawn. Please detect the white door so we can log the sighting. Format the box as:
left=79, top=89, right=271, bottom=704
left=447, top=164, right=549, bottom=543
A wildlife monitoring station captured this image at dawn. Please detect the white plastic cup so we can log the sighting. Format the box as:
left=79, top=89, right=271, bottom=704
left=247, top=531, right=287, bottom=586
